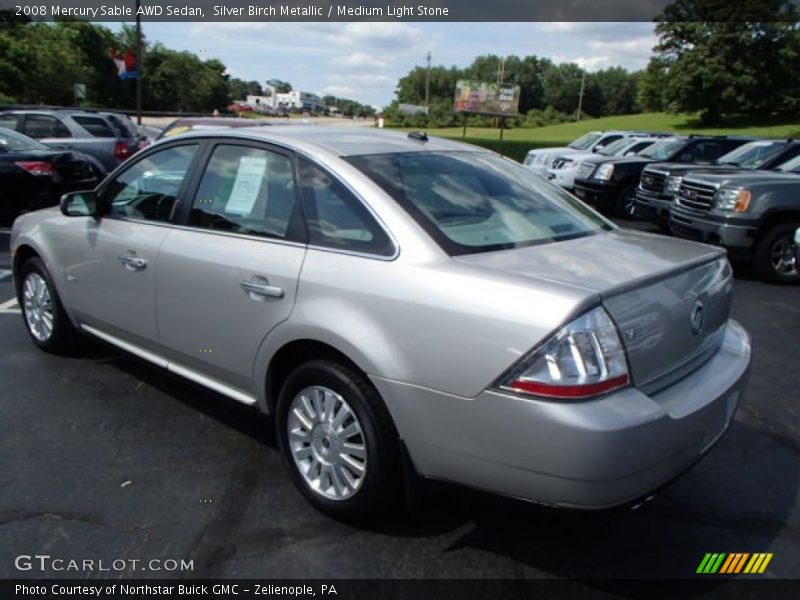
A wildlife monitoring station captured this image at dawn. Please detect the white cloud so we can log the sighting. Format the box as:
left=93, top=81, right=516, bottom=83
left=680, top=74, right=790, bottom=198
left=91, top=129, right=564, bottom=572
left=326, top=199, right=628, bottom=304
left=337, top=52, right=390, bottom=70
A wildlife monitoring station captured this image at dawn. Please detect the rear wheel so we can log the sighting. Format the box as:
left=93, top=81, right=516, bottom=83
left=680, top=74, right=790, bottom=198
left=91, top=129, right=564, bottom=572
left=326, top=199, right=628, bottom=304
left=19, top=257, right=81, bottom=353
left=276, top=359, right=400, bottom=520
left=752, top=222, right=800, bottom=284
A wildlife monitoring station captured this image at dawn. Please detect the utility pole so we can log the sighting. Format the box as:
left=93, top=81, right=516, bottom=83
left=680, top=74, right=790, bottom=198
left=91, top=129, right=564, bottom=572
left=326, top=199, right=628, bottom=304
left=576, top=68, right=586, bottom=121
left=424, top=50, right=431, bottom=107
left=135, top=0, right=143, bottom=125
left=496, top=57, right=506, bottom=85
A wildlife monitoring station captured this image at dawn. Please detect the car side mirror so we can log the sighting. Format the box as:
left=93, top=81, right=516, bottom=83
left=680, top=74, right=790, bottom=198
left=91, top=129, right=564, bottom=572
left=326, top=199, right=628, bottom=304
left=60, top=190, right=98, bottom=217
left=594, top=144, right=605, bottom=152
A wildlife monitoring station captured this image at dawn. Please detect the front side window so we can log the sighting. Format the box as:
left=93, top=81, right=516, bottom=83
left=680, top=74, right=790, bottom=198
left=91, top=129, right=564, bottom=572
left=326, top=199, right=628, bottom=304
left=347, top=152, right=611, bottom=256
left=189, top=144, right=302, bottom=241
left=23, top=114, right=71, bottom=139
left=103, top=144, right=198, bottom=222
left=297, top=158, right=394, bottom=256
left=0, top=113, right=23, bottom=132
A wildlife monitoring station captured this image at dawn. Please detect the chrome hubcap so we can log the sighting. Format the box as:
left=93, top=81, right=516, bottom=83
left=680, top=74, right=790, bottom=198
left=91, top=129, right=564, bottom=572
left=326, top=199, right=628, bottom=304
left=287, top=386, right=367, bottom=501
left=22, top=273, right=54, bottom=342
left=770, top=235, right=799, bottom=277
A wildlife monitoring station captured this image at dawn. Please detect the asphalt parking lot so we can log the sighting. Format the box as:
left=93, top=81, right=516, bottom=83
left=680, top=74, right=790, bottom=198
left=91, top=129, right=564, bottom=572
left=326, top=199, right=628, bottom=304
left=0, top=225, right=798, bottom=582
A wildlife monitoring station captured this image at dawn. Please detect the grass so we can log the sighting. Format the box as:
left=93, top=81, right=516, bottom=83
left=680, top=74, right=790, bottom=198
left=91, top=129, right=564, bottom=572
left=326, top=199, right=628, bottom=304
left=400, top=112, right=800, bottom=162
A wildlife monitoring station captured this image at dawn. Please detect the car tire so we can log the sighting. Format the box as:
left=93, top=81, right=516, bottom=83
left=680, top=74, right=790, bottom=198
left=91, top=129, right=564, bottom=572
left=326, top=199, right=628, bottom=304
left=752, top=222, right=800, bottom=285
left=276, top=359, right=401, bottom=521
left=18, top=257, right=81, bottom=353
left=614, top=183, right=638, bottom=219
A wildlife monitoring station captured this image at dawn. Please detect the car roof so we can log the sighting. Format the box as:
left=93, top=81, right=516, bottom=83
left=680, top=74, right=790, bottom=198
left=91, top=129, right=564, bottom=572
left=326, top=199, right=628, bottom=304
left=167, top=126, right=484, bottom=157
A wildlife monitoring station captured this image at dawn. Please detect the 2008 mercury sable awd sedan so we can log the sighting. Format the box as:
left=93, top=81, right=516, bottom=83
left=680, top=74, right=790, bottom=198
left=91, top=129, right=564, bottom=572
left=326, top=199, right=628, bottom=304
left=11, top=127, right=750, bottom=519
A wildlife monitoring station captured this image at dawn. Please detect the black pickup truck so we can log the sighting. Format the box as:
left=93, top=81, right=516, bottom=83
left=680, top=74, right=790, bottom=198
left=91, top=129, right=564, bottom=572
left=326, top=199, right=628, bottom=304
left=670, top=156, right=800, bottom=284
left=635, top=139, right=800, bottom=228
left=572, top=135, right=755, bottom=217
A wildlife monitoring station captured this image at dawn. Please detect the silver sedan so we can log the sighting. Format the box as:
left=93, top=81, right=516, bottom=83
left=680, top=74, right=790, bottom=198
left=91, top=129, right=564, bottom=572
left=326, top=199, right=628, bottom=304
left=10, top=127, right=750, bottom=519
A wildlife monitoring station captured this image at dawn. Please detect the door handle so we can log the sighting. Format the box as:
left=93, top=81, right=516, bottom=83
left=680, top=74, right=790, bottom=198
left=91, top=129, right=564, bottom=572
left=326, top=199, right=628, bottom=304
left=240, top=279, right=284, bottom=299
left=118, top=254, right=148, bottom=271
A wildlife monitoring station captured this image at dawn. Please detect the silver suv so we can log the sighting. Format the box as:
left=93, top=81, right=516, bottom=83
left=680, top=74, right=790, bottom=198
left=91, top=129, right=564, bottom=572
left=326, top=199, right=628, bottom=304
left=11, top=127, right=751, bottom=519
left=0, top=110, right=138, bottom=175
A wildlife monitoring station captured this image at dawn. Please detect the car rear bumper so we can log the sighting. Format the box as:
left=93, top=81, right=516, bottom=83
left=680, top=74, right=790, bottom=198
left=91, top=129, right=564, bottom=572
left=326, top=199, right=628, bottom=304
left=670, top=205, right=758, bottom=256
left=373, top=319, right=750, bottom=509
left=635, top=189, right=673, bottom=223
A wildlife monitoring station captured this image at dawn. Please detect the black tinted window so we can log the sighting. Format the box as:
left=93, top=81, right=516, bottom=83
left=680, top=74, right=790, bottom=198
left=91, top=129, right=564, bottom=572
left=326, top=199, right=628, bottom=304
left=298, top=158, right=394, bottom=256
left=189, top=144, right=302, bottom=241
left=104, top=144, right=198, bottom=222
left=73, top=116, right=115, bottom=138
left=23, top=115, right=71, bottom=139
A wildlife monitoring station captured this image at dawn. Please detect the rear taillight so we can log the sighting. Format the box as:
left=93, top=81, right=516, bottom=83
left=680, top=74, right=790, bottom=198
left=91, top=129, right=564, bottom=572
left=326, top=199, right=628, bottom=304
left=114, top=141, right=133, bottom=161
left=496, top=306, right=629, bottom=400
left=14, top=161, right=55, bottom=176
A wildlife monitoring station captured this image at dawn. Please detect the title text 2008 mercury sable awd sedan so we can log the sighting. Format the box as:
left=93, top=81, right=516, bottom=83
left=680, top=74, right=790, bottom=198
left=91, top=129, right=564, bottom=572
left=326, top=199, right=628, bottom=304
left=11, top=127, right=751, bottom=519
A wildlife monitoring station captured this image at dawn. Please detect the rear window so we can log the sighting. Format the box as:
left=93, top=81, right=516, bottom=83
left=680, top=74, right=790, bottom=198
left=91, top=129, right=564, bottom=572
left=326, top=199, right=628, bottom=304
left=72, top=116, right=116, bottom=138
left=0, top=127, right=49, bottom=151
left=346, top=152, right=611, bottom=256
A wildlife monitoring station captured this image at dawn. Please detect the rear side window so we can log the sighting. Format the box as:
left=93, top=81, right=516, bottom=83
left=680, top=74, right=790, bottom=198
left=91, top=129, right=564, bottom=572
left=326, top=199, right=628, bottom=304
left=72, top=116, right=115, bottom=138
left=297, top=158, right=394, bottom=256
left=189, top=144, right=303, bottom=242
left=22, top=114, right=71, bottom=139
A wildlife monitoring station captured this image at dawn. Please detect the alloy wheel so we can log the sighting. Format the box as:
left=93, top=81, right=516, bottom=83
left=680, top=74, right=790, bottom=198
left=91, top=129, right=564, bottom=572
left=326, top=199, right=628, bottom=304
left=22, top=272, right=54, bottom=342
left=287, top=385, right=367, bottom=501
left=770, top=234, right=799, bottom=277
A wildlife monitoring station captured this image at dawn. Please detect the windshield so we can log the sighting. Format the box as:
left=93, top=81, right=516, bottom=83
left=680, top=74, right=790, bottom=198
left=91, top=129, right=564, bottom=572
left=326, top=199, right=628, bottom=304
left=346, top=151, right=612, bottom=256
left=717, top=140, right=787, bottom=168
left=568, top=133, right=602, bottom=151
left=598, top=138, right=634, bottom=156
left=639, top=138, right=686, bottom=161
left=0, top=127, right=49, bottom=151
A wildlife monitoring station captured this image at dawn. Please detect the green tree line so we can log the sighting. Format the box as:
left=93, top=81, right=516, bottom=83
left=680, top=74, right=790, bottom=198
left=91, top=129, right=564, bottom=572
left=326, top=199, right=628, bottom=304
left=0, top=13, right=373, bottom=116
left=388, top=0, right=800, bottom=127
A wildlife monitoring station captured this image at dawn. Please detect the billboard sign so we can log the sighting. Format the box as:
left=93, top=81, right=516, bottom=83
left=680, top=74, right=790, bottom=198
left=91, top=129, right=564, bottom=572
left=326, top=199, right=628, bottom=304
left=454, top=80, right=520, bottom=116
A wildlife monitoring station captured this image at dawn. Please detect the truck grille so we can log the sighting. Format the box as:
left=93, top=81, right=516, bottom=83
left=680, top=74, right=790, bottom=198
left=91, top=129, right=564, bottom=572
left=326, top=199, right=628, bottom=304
left=676, top=180, right=717, bottom=211
left=640, top=169, right=666, bottom=193
left=552, top=157, right=574, bottom=170
left=576, top=162, right=595, bottom=180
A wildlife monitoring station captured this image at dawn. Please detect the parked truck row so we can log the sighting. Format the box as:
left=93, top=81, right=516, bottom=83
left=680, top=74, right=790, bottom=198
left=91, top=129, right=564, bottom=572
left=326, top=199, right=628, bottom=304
left=526, top=133, right=800, bottom=284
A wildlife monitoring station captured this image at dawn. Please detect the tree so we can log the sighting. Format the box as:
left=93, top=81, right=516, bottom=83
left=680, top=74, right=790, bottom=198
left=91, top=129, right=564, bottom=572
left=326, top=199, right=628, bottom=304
left=229, top=78, right=263, bottom=100
left=638, top=57, right=670, bottom=112
left=652, top=0, right=800, bottom=123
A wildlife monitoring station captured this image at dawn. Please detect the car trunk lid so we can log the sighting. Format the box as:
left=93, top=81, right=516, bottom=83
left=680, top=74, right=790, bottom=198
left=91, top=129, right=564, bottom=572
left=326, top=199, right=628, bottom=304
left=456, top=228, right=733, bottom=390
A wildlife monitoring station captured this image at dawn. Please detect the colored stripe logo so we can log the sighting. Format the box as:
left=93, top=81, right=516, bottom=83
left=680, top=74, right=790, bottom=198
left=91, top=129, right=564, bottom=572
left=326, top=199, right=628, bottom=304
left=697, top=553, right=773, bottom=574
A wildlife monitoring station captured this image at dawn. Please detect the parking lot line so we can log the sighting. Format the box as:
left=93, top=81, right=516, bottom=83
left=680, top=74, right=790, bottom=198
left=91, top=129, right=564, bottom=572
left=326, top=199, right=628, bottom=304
left=0, top=269, right=12, bottom=282
left=0, top=296, right=21, bottom=314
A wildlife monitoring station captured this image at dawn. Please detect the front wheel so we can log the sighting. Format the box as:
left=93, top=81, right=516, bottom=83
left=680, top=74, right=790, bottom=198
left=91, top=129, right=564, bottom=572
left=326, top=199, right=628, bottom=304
left=18, top=257, right=81, bottom=353
left=752, top=222, right=800, bottom=285
left=614, top=183, right=638, bottom=219
left=276, top=359, right=400, bottom=520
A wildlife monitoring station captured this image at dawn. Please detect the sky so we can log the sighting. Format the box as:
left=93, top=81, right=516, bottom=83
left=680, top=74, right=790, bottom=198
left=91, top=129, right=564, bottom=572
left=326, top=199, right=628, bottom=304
left=127, top=21, right=657, bottom=109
